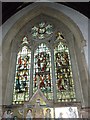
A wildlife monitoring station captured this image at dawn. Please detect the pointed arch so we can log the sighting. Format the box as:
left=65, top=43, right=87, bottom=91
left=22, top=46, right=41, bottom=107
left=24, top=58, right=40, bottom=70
left=3, top=3, right=88, bottom=107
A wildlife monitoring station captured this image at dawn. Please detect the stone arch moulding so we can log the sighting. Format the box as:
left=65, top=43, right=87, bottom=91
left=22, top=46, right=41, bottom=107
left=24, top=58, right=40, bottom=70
left=3, top=3, right=88, bottom=107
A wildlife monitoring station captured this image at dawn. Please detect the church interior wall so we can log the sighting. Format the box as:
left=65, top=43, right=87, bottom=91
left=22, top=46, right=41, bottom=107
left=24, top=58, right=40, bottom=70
left=1, top=2, right=89, bottom=118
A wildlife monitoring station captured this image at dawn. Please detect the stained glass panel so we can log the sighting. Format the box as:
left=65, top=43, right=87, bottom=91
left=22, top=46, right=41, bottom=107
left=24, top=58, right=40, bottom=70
left=33, top=43, right=53, bottom=99
left=22, top=36, right=28, bottom=44
left=31, top=22, right=53, bottom=39
left=54, top=42, right=76, bottom=102
left=13, top=46, right=31, bottom=104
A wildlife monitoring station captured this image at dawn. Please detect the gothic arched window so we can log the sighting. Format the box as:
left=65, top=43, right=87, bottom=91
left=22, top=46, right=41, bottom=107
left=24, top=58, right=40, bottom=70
left=54, top=41, right=76, bottom=102
left=13, top=37, right=31, bottom=104
left=33, top=43, right=53, bottom=100
left=12, top=22, right=76, bottom=104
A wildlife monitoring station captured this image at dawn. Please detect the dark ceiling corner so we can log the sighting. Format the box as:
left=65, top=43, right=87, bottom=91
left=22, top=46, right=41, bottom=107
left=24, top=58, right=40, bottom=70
left=2, top=2, right=90, bottom=24
left=59, top=2, right=89, bottom=19
left=2, top=2, right=33, bottom=24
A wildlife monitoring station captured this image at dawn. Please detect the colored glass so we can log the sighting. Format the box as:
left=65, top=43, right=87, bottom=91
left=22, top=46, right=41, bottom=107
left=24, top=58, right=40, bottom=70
left=31, top=22, right=53, bottom=39
left=13, top=37, right=31, bottom=104
left=33, top=43, right=53, bottom=99
left=54, top=42, right=76, bottom=102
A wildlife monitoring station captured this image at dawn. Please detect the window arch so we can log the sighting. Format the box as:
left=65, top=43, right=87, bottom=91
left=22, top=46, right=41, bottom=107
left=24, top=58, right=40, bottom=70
left=13, top=37, right=31, bottom=104
left=12, top=24, right=77, bottom=104
left=33, top=43, right=53, bottom=100
left=54, top=41, right=76, bottom=102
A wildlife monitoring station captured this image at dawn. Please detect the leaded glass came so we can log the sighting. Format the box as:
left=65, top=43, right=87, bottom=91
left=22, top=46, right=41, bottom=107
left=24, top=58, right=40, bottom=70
left=13, top=45, right=31, bottom=104
left=33, top=43, right=53, bottom=99
left=13, top=23, right=77, bottom=105
left=31, top=22, right=53, bottom=39
left=54, top=42, right=76, bottom=102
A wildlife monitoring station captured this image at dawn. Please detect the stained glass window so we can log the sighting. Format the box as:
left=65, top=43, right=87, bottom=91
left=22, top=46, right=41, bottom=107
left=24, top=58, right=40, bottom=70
left=54, top=42, right=76, bottom=102
left=31, top=22, right=53, bottom=39
left=33, top=43, right=53, bottom=99
left=13, top=25, right=77, bottom=104
left=13, top=38, right=31, bottom=104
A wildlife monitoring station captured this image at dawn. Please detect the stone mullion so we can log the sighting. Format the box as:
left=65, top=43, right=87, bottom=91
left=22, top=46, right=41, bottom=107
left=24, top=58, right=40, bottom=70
left=51, top=47, right=57, bottom=103
left=29, top=47, right=34, bottom=99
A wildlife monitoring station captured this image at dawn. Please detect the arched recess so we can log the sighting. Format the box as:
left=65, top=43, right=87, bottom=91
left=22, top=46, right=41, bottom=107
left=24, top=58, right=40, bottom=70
left=2, top=3, right=88, bottom=107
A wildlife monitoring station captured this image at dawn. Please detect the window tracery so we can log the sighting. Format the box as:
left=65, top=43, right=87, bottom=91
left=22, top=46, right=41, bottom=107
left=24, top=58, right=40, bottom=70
left=31, top=22, right=53, bottom=39
left=13, top=23, right=76, bottom=104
